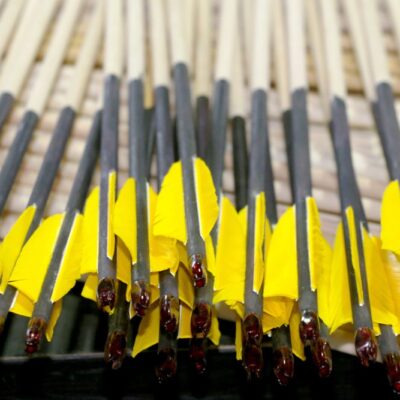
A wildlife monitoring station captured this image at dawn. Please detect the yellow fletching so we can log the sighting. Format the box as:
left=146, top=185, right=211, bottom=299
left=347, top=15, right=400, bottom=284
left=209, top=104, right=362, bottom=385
left=114, top=178, right=137, bottom=262
left=316, top=236, right=333, bottom=329
left=45, top=300, right=62, bottom=341
left=306, top=197, right=323, bottom=291
left=9, top=291, right=33, bottom=317
left=132, top=302, right=160, bottom=357
left=381, top=180, right=400, bottom=255
left=107, top=171, right=116, bottom=260
left=345, top=207, right=364, bottom=306
left=253, top=193, right=266, bottom=294
left=51, top=214, right=83, bottom=303
left=364, top=234, right=399, bottom=332
left=208, top=307, right=221, bottom=345
left=153, top=161, right=186, bottom=243
left=177, top=266, right=194, bottom=308
left=80, top=187, right=99, bottom=275
left=81, top=273, right=98, bottom=302
left=264, top=219, right=272, bottom=259
left=116, top=239, right=132, bottom=302
left=178, top=303, right=192, bottom=339
left=177, top=242, right=188, bottom=270
left=205, top=235, right=215, bottom=277
left=238, top=207, right=247, bottom=231
left=290, top=305, right=306, bottom=361
left=379, top=248, right=400, bottom=333
left=9, top=214, right=64, bottom=302
left=329, top=222, right=352, bottom=333
left=213, top=197, right=246, bottom=305
left=193, top=158, right=219, bottom=240
left=263, top=298, right=294, bottom=333
left=235, top=317, right=242, bottom=360
left=114, top=179, right=180, bottom=273
left=264, top=206, right=298, bottom=299
left=0, top=205, right=36, bottom=293
left=147, top=185, right=180, bottom=273
left=153, top=158, right=219, bottom=244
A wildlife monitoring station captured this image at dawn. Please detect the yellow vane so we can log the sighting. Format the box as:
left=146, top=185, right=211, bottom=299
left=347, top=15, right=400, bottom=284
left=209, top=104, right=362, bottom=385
left=153, top=158, right=219, bottom=245
left=9, top=291, right=33, bottom=318
left=264, top=205, right=297, bottom=299
left=290, top=305, right=306, bottom=361
left=379, top=245, right=400, bottom=333
left=107, top=171, right=116, bottom=260
left=345, top=207, right=364, bottom=306
left=113, top=177, right=179, bottom=274
left=329, top=220, right=353, bottom=334
left=364, top=234, right=399, bottom=333
left=9, top=211, right=83, bottom=304
left=9, top=213, right=65, bottom=302
left=213, top=196, right=246, bottom=306
left=80, top=187, right=100, bottom=276
left=0, top=205, right=37, bottom=293
left=253, top=192, right=266, bottom=294
left=381, top=180, right=400, bottom=255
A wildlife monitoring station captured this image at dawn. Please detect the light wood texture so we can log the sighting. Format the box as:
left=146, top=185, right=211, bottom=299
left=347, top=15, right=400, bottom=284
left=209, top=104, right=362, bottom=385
left=65, top=0, right=104, bottom=110
left=104, top=0, right=123, bottom=77
left=168, top=0, right=188, bottom=65
left=230, top=27, right=246, bottom=118
left=194, top=0, right=212, bottom=97
left=286, top=0, right=307, bottom=91
left=27, top=0, right=83, bottom=115
left=0, top=0, right=59, bottom=95
left=127, top=0, right=144, bottom=81
left=250, top=0, right=271, bottom=91
left=307, top=0, right=329, bottom=119
left=149, top=0, right=169, bottom=88
left=273, top=0, right=290, bottom=112
left=214, top=0, right=238, bottom=81
left=184, top=0, right=195, bottom=70
left=0, top=0, right=24, bottom=63
left=342, top=0, right=375, bottom=99
left=360, top=0, right=391, bottom=86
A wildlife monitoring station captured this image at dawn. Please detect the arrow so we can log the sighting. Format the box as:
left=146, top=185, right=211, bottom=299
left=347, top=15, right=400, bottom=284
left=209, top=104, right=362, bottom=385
left=344, top=0, right=400, bottom=390
left=149, top=0, right=180, bottom=382
left=2, top=1, right=104, bottom=351
left=194, top=0, right=212, bottom=160
left=153, top=0, right=219, bottom=291
left=0, top=0, right=83, bottom=217
left=95, top=0, right=124, bottom=313
left=11, top=110, right=101, bottom=354
left=0, top=0, right=59, bottom=133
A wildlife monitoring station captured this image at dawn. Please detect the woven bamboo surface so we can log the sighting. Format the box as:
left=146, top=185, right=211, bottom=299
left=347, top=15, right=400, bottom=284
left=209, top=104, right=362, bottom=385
left=0, top=0, right=398, bottom=246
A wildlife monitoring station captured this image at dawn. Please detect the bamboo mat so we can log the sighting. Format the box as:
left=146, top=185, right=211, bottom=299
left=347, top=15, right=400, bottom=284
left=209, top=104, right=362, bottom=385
left=0, top=0, right=398, bottom=247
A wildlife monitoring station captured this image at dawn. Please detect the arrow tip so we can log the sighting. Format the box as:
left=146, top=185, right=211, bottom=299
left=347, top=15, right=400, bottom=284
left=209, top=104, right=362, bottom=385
left=190, top=254, right=207, bottom=288
left=189, top=338, right=207, bottom=375
left=191, top=302, right=211, bottom=337
left=155, top=347, right=177, bottom=383
left=97, top=278, right=116, bottom=312
left=311, top=337, right=332, bottom=378
left=25, top=317, right=46, bottom=354
left=132, top=280, right=151, bottom=317
left=242, top=314, right=263, bottom=381
left=104, top=330, right=127, bottom=370
left=160, top=295, right=179, bottom=333
left=355, top=327, right=378, bottom=367
left=273, top=346, right=294, bottom=385
left=383, top=353, right=400, bottom=394
left=299, top=310, right=320, bottom=346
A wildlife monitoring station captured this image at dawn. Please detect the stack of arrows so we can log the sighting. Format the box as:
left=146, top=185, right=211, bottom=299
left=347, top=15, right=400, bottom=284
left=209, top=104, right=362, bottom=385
left=1, top=0, right=400, bottom=394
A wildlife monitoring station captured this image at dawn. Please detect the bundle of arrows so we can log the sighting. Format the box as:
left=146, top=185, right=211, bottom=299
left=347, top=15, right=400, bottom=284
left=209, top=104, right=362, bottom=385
left=1, top=0, right=400, bottom=396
